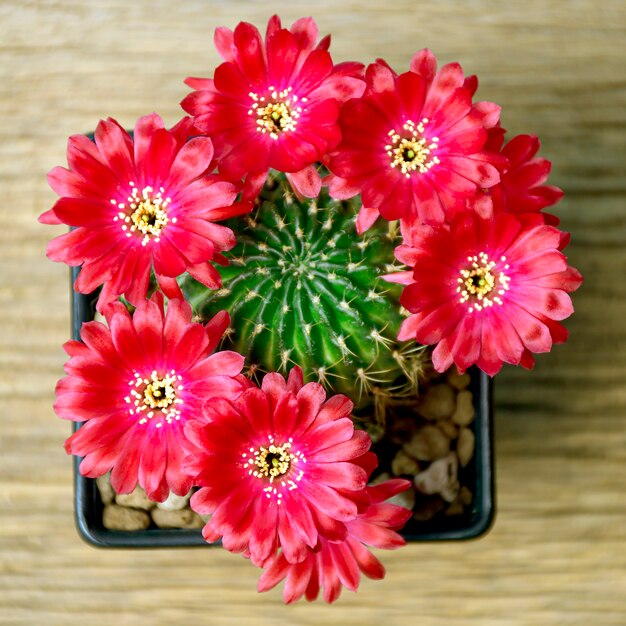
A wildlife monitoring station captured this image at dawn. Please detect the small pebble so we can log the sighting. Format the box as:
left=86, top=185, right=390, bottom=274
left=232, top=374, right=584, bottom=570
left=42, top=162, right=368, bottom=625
left=414, top=453, right=459, bottom=503
left=103, top=504, right=151, bottom=531
left=404, top=425, right=450, bottom=461
left=457, top=428, right=476, bottom=467
left=446, top=370, right=471, bottom=390
left=391, top=449, right=421, bottom=476
left=416, top=384, right=456, bottom=421
left=96, top=473, right=115, bottom=505
left=151, top=508, right=205, bottom=529
left=115, top=486, right=155, bottom=511
left=445, top=498, right=465, bottom=516
left=459, top=486, right=473, bottom=506
left=452, top=390, right=475, bottom=426
left=156, top=491, right=192, bottom=511
left=441, top=483, right=460, bottom=503
left=445, top=486, right=474, bottom=516
left=437, top=419, right=459, bottom=440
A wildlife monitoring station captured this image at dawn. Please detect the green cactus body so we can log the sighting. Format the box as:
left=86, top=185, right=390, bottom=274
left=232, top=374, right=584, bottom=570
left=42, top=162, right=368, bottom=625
left=181, top=173, right=425, bottom=414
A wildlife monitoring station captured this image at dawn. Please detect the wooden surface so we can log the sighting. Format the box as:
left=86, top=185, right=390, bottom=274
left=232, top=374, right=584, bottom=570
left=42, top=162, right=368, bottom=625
left=1, top=1, right=625, bottom=624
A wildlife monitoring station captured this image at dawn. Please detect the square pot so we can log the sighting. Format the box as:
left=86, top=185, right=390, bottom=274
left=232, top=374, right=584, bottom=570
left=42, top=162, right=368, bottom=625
left=69, top=269, right=495, bottom=547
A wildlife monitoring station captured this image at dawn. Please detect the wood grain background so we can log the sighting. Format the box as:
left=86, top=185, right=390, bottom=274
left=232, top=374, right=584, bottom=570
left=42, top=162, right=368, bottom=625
left=1, top=1, right=625, bottom=624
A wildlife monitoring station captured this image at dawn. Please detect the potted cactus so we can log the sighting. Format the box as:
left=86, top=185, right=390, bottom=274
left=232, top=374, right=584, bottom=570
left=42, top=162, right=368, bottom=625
left=42, top=15, right=580, bottom=604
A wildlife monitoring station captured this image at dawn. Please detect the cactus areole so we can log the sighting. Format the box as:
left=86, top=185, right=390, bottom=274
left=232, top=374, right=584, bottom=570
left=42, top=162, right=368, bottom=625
left=181, top=172, right=426, bottom=413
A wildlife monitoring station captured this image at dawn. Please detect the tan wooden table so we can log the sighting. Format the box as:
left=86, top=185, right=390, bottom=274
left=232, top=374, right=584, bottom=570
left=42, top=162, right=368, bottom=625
left=1, top=1, right=624, bottom=624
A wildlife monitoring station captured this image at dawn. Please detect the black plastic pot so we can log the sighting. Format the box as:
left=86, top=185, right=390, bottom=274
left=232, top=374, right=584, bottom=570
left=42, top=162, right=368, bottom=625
left=69, top=269, right=495, bottom=547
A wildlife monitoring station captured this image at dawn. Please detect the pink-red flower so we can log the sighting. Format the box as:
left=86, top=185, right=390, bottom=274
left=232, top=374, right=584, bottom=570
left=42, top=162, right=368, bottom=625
left=184, top=367, right=375, bottom=566
left=257, top=479, right=411, bottom=603
left=468, top=132, right=564, bottom=224
left=181, top=15, right=365, bottom=198
left=325, top=49, right=502, bottom=233
left=56, top=296, right=246, bottom=501
left=391, top=212, right=582, bottom=376
left=40, top=113, right=251, bottom=310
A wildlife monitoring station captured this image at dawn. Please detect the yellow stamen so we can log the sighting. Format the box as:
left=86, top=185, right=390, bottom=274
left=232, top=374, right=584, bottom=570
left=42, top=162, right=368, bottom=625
left=386, top=118, right=439, bottom=177
left=242, top=435, right=307, bottom=504
left=248, top=86, right=304, bottom=140
left=124, top=369, right=184, bottom=426
left=457, top=252, right=511, bottom=313
left=112, top=185, right=173, bottom=246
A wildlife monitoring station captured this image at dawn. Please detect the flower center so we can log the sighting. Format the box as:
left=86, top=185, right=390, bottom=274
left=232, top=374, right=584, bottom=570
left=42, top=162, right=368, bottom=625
left=112, top=184, right=175, bottom=246
left=457, top=252, right=511, bottom=313
left=125, top=370, right=183, bottom=427
left=143, top=377, right=176, bottom=409
left=386, top=119, right=440, bottom=177
left=242, top=435, right=306, bottom=504
left=252, top=442, right=293, bottom=479
left=249, top=87, right=304, bottom=140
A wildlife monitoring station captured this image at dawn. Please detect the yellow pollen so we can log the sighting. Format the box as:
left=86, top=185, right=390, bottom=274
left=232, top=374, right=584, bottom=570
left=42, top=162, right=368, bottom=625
left=125, top=369, right=183, bottom=426
left=112, top=185, right=172, bottom=246
left=144, top=375, right=176, bottom=409
left=242, top=437, right=307, bottom=501
left=386, top=118, right=440, bottom=177
left=250, top=442, right=293, bottom=480
left=248, top=86, right=303, bottom=140
left=457, top=252, right=511, bottom=313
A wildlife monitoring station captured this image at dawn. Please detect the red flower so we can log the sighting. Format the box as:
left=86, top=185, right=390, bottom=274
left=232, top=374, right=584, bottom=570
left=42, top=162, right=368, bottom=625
left=257, top=479, right=412, bottom=603
left=184, top=367, right=375, bottom=566
left=467, top=132, right=564, bottom=224
left=40, top=114, right=251, bottom=310
left=56, top=296, right=246, bottom=501
left=393, top=212, right=582, bottom=376
left=325, top=50, right=502, bottom=233
left=181, top=15, right=365, bottom=198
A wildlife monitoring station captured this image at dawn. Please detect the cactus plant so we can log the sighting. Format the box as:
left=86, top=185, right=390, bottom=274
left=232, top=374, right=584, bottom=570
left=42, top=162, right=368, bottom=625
left=181, top=172, right=427, bottom=418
